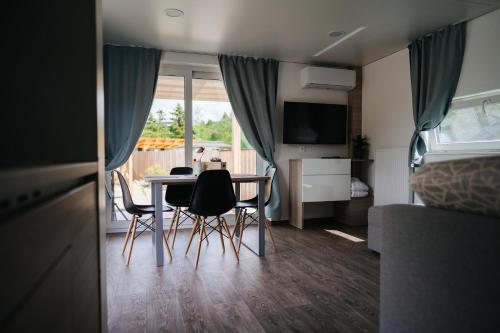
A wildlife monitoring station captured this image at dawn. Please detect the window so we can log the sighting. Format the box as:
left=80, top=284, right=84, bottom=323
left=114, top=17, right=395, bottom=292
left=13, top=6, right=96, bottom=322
left=428, top=89, right=500, bottom=151
left=110, top=69, right=258, bottom=223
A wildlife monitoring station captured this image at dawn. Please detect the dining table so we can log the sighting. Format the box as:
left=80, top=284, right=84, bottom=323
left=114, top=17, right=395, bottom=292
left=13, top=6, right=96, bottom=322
left=144, top=173, right=269, bottom=266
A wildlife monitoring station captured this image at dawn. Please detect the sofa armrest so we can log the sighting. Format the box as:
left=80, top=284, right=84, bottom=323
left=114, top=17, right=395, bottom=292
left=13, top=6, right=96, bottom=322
left=381, top=204, right=500, bottom=333
left=368, top=206, right=383, bottom=253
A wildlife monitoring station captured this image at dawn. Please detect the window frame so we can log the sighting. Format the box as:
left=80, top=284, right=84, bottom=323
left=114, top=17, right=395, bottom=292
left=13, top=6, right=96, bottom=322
left=427, top=89, right=500, bottom=153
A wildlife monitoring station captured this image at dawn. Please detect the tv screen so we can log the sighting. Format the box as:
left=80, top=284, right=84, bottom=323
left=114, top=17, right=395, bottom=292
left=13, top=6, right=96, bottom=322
left=283, top=101, right=347, bottom=144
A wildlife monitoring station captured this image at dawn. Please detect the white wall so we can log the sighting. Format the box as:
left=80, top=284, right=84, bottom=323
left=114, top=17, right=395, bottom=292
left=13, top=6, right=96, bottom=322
left=455, top=8, right=500, bottom=97
left=362, top=49, right=414, bottom=188
left=275, top=62, right=348, bottom=220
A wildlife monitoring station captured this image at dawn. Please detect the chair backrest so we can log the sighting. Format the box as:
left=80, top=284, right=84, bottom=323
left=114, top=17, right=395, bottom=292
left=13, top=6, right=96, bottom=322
left=165, top=167, right=194, bottom=206
left=264, top=167, right=277, bottom=205
left=169, top=167, right=193, bottom=176
left=113, top=170, right=136, bottom=214
left=188, top=169, right=236, bottom=217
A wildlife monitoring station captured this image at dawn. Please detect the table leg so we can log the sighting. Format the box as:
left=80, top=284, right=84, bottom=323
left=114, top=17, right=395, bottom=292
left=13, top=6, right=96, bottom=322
left=234, top=182, right=241, bottom=238
left=151, top=183, right=155, bottom=243
left=235, top=182, right=241, bottom=200
left=257, top=179, right=265, bottom=256
left=154, top=183, right=164, bottom=266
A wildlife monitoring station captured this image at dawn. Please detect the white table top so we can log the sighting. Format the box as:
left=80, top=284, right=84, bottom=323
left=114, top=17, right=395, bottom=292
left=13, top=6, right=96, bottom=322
left=144, top=173, right=269, bottom=184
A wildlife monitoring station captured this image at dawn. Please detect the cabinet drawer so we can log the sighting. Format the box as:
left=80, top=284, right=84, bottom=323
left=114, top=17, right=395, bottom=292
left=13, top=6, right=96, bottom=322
left=302, top=159, right=350, bottom=175
left=302, top=175, right=350, bottom=202
left=0, top=181, right=100, bottom=332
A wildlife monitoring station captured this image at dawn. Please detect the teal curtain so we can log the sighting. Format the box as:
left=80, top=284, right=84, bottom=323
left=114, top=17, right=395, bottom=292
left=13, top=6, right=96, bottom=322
left=218, top=55, right=281, bottom=220
left=104, top=45, right=162, bottom=171
left=408, top=23, right=466, bottom=167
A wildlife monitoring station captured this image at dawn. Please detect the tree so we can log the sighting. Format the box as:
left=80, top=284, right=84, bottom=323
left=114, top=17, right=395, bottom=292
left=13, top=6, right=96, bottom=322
left=141, top=104, right=186, bottom=139
left=166, top=103, right=185, bottom=138
left=193, top=112, right=253, bottom=148
left=193, top=112, right=232, bottom=144
left=141, top=104, right=252, bottom=149
left=141, top=110, right=170, bottom=138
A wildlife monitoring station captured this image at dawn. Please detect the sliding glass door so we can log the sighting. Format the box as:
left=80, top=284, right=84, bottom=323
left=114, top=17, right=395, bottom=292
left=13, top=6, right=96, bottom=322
left=192, top=75, right=257, bottom=199
left=111, top=68, right=257, bottom=223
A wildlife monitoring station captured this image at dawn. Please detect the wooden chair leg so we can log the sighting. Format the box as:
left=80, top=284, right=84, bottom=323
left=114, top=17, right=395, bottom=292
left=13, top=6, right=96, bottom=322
left=202, top=218, right=209, bottom=245
left=265, top=219, right=277, bottom=251
left=172, top=208, right=180, bottom=249
left=195, top=219, right=206, bottom=269
left=126, top=216, right=138, bottom=266
left=216, top=217, right=225, bottom=253
left=166, top=207, right=178, bottom=243
left=222, top=217, right=239, bottom=262
left=163, top=231, right=173, bottom=261
left=121, top=214, right=135, bottom=255
left=185, top=216, right=199, bottom=256
left=232, top=209, right=241, bottom=237
left=237, top=211, right=246, bottom=254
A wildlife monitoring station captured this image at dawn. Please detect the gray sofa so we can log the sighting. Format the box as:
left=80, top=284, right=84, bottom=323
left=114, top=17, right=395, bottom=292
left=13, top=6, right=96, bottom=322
left=377, top=204, right=500, bottom=333
left=367, top=206, right=382, bottom=252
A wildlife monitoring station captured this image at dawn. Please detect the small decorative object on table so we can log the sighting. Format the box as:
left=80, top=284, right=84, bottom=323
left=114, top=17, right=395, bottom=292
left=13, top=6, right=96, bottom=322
left=352, top=135, right=369, bottom=159
left=202, top=157, right=227, bottom=171
left=193, top=147, right=205, bottom=175
left=194, top=146, right=227, bottom=172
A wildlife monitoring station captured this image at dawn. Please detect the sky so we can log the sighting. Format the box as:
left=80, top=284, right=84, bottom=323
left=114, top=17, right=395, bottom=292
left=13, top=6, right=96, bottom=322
left=150, top=99, right=233, bottom=123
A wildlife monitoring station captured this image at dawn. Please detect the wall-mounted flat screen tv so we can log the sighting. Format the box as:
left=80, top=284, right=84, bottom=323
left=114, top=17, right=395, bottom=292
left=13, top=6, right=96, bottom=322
left=283, top=101, right=348, bottom=144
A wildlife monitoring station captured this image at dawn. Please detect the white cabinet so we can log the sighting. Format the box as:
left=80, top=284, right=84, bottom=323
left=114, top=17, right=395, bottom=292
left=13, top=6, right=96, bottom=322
left=289, top=159, right=351, bottom=229
left=302, top=159, right=351, bottom=175
left=302, top=175, right=351, bottom=202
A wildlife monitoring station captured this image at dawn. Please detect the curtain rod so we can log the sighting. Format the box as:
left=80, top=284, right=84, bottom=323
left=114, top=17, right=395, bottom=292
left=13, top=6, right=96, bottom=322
left=163, top=49, right=307, bottom=65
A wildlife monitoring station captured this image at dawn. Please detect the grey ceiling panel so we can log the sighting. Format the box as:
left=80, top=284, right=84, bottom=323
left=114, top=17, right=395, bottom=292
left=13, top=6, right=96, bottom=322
left=102, top=0, right=500, bottom=66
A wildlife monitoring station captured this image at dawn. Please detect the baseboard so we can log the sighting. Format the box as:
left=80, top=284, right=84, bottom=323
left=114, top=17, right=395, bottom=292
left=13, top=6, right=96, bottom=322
left=268, top=219, right=289, bottom=225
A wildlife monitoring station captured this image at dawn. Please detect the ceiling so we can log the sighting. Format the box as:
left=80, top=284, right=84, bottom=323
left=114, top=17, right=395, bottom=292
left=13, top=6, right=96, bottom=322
left=102, top=0, right=500, bottom=66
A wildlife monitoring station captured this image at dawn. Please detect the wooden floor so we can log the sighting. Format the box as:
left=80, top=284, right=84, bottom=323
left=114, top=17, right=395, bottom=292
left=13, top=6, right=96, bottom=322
left=107, top=221, right=379, bottom=333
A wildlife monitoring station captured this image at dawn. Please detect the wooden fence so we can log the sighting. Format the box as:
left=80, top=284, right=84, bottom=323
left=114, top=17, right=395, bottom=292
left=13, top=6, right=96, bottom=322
left=129, top=148, right=185, bottom=179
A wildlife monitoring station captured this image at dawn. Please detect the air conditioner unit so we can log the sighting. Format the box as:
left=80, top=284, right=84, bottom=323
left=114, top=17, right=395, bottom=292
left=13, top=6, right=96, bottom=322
left=301, top=66, right=356, bottom=91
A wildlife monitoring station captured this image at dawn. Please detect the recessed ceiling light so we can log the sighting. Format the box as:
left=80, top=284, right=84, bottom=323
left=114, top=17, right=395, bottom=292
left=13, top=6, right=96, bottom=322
left=328, top=31, right=345, bottom=38
left=164, top=8, right=184, bottom=18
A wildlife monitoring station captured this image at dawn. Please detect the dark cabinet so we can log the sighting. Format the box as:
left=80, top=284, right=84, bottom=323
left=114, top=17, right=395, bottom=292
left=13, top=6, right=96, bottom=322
left=0, top=0, right=104, bottom=331
left=0, top=181, right=101, bottom=332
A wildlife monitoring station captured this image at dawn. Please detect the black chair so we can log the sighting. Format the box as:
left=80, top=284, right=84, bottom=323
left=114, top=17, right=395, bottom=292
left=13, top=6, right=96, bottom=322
left=164, top=167, right=203, bottom=249
left=232, top=167, right=277, bottom=253
left=184, top=169, right=239, bottom=269
left=114, top=170, right=173, bottom=265
left=107, top=175, right=127, bottom=221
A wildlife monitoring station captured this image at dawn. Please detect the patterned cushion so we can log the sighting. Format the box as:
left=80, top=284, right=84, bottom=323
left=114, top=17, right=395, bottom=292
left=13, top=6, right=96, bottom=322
left=411, top=156, right=500, bottom=218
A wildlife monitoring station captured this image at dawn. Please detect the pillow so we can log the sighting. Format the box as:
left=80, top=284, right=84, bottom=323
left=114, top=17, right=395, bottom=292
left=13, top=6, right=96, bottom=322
left=351, top=177, right=369, bottom=191
left=411, top=156, right=500, bottom=218
left=351, top=190, right=369, bottom=198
